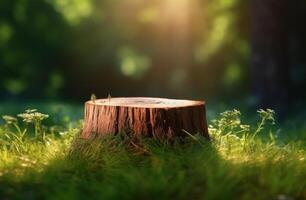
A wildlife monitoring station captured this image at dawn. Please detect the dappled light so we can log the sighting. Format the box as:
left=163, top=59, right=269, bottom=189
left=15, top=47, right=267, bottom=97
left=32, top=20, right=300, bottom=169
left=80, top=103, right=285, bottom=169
left=160, top=0, right=190, bottom=25
left=0, top=0, right=306, bottom=199
left=0, top=23, right=13, bottom=47
left=118, top=47, right=151, bottom=78
left=196, top=14, right=232, bottom=62
left=223, top=63, right=242, bottom=86
left=50, top=0, right=93, bottom=25
left=0, top=0, right=251, bottom=98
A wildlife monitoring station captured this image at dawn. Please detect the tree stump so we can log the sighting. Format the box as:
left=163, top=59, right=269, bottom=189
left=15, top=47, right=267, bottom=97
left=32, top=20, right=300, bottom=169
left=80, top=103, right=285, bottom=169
left=82, top=97, right=209, bottom=140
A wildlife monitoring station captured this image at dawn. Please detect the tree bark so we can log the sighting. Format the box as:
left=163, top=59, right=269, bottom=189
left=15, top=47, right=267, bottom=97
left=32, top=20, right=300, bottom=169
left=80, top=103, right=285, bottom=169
left=82, top=97, right=209, bottom=140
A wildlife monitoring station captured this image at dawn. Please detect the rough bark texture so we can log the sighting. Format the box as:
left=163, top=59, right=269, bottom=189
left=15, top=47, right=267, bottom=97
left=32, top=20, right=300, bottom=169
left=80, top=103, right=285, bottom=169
left=82, top=97, right=209, bottom=140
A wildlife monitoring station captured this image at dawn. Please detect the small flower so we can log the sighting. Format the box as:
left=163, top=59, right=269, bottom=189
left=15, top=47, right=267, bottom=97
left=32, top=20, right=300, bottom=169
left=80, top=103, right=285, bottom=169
left=2, top=115, right=18, bottom=124
left=59, top=131, right=68, bottom=135
left=258, top=109, right=275, bottom=121
left=17, top=110, right=49, bottom=123
left=240, top=125, right=250, bottom=132
left=228, top=134, right=241, bottom=141
left=25, top=109, right=37, bottom=113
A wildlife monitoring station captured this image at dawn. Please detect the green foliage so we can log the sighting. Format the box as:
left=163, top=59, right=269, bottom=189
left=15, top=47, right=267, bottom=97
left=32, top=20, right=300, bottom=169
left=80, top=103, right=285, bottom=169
left=0, top=0, right=249, bottom=98
left=209, top=109, right=276, bottom=150
left=0, top=108, right=305, bottom=200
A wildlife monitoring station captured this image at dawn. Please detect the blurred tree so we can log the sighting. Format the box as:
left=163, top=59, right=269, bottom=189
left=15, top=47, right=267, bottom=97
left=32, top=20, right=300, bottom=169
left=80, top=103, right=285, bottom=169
left=289, top=1, right=306, bottom=101
left=0, top=0, right=254, bottom=100
left=5, top=0, right=305, bottom=104
left=250, top=0, right=290, bottom=109
left=0, top=0, right=68, bottom=99
left=250, top=0, right=306, bottom=111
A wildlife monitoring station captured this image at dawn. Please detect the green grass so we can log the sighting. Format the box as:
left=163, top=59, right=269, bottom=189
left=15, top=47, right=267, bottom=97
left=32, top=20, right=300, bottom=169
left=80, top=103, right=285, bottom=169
left=0, top=107, right=305, bottom=200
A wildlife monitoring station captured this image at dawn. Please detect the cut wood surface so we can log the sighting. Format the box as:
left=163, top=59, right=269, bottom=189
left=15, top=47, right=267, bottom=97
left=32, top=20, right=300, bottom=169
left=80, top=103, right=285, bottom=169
left=82, top=97, right=209, bottom=140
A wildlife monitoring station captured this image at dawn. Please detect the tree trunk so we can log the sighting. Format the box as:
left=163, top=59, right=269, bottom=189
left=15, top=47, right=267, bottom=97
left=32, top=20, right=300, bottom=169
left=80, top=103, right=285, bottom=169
left=250, top=0, right=290, bottom=109
left=82, top=97, right=209, bottom=140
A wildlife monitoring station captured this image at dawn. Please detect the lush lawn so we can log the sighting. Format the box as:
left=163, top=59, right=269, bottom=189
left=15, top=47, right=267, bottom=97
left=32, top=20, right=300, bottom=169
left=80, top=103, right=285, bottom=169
left=0, top=105, right=305, bottom=200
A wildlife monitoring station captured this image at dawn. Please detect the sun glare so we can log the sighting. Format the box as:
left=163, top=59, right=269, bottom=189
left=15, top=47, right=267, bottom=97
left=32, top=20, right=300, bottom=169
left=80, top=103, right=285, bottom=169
left=160, top=0, right=190, bottom=26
